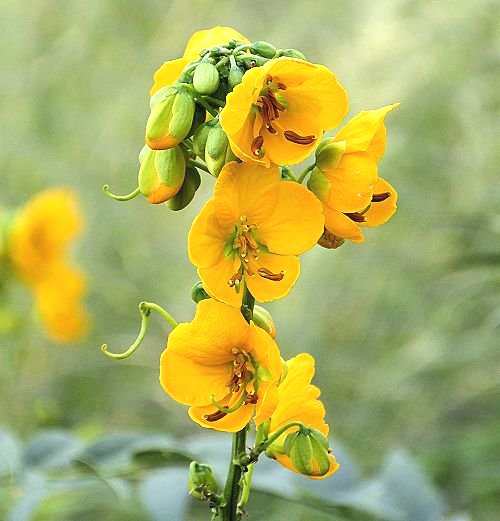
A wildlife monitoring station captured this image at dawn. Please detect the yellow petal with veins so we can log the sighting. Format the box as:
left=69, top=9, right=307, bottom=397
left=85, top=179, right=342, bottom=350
left=189, top=401, right=255, bottom=432
left=198, top=256, right=243, bottom=307
left=322, top=204, right=365, bottom=243
left=361, top=178, right=398, bottom=227
left=245, top=253, right=300, bottom=303
left=150, top=57, right=188, bottom=96
left=257, top=180, right=324, bottom=255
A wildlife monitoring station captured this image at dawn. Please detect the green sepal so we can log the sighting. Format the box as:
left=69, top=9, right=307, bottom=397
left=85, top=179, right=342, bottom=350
left=192, top=119, right=217, bottom=158
left=187, top=461, right=218, bottom=501
left=168, top=88, right=195, bottom=142
left=289, top=431, right=314, bottom=475
left=315, top=140, right=346, bottom=170
left=205, top=121, right=237, bottom=177
left=307, top=167, right=331, bottom=202
left=167, top=166, right=201, bottom=211
left=309, top=434, right=331, bottom=476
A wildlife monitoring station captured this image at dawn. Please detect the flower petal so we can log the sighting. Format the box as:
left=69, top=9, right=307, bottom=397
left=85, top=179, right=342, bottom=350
left=248, top=322, right=283, bottom=381
left=361, top=178, right=398, bottom=227
left=322, top=204, right=365, bottom=243
left=257, top=180, right=324, bottom=255
left=189, top=401, right=255, bottom=432
left=188, top=200, right=233, bottom=269
left=245, top=253, right=300, bottom=303
left=213, top=162, right=280, bottom=229
left=183, top=27, right=250, bottom=62
left=198, top=256, right=243, bottom=307
left=150, top=58, right=188, bottom=96
left=324, top=152, right=377, bottom=213
left=274, top=453, right=339, bottom=480
left=334, top=103, right=399, bottom=162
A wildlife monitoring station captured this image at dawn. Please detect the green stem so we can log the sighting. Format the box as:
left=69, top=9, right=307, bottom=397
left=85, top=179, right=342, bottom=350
left=102, top=185, right=140, bottom=201
left=280, top=166, right=298, bottom=182
left=203, top=96, right=225, bottom=108
left=188, top=160, right=211, bottom=173
left=238, top=424, right=265, bottom=513
left=220, top=288, right=255, bottom=520
left=297, top=164, right=315, bottom=184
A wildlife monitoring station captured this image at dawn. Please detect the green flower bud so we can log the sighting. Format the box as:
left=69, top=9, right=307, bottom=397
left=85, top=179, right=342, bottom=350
left=228, top=64, right=245, bottom=89
left=288, top=430, right=314, bottom=475
left=315, top=140, right=346, bottom=171
left=307, top=167, right=331, bottom=202
left=187, top=461, right=218, bottom=501
left=192, top=119, right=217, bottom=158
left=250, top=41, right=277, bottom=59
left=309, top=430, right=332, bottom=476
left=138, top=146, right=185, bottom=204
left=205, top=121, right=237, bottom=177
left=191, top=281, right=210, bottom=304
left=145, top=86, right=195, bottom=150
left=252, top=305, right=276, bottom=338
left=193, top=63, right=220, bottom=95
left=167, top=166, right=201, bottom=211
left=138, top=144, right=149, bottom=165
left=276, top=48, right=306, bottom=60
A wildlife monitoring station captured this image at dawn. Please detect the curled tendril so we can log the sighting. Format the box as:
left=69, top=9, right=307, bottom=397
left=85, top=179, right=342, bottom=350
left=102, top=185, right=141, bottom=201
left=101, top=301, right=178, bottom=359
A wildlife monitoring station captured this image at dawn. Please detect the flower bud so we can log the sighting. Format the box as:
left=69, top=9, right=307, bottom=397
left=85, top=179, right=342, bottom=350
left=205, top=121, right=238, bottom=177
left=252, top=305, right=276, bottom=338
left=191, top=281, right=210, bottom=304
left=145, top=86, right=195, bottom=150
left=307, top=167, right=331, bottom=202
left=285, top=428, right=331, bottom=477
left=187, top=461, right=218, bottom=501
left=249, top=41, right=277, bottom=59
left=138, top=146, right=185, bottom=204
left=228, top=64, right=245, bottom=89
left=317, top=229, right=345, bottom=250
left=276, top=48, right=306, bottom=60
left=192, top=119, right=217, bottom=158
left=315, top=140, right=346, bottom=171
left=167, top=166, right=201, bottom=211
left=193, top=63, right=220, bottom=95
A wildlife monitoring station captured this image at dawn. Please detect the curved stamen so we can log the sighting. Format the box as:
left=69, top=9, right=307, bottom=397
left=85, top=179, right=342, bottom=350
left=258, top=267, right=285, bottom=281
left=284, top=131, right=316, bottom=145
left=345, top=212, right=367, bottom=223
left=372, top=191, right=392, bottom=203
left=209, top=390, right=248, bottom=414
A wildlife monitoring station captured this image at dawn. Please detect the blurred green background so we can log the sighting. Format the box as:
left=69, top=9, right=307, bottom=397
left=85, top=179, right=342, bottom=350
left=1, top=0, right=499, bottom=520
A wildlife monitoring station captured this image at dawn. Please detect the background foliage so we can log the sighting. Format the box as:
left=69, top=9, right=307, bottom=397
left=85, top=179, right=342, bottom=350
left=1, top=0, right=499, bottom=519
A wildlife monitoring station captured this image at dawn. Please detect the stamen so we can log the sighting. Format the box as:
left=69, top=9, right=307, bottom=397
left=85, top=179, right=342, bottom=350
left=244, top=393, right=258, bottom=405
left=204, top=410, right=228, bottom=422
left=258, top=268, right=286, bottom=281
left=284, top=131, right=316, bottom=145
left=372, top=191, right=392, bottom=203
left=251, top=135, right=264, bottom=156
left=227, top=272, right=242, bottom=288
left=345, top=212, right=367, bottom=223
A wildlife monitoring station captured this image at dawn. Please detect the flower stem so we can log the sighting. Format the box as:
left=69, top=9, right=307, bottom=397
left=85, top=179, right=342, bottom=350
left=220, top=287, right=255, bottom=520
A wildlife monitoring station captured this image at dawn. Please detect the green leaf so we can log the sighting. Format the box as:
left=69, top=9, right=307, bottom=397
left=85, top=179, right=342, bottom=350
left=23, top=431, right=82, bottom=471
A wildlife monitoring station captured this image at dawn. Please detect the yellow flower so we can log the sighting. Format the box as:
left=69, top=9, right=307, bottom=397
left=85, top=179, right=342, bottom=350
left=151, top=27, right=250, bottom=96
left=8, top=188, right=89, bottom=342
left=310, top=104, right=399, bottom=244
left=188, top=161, right=324, bottom=307
left=220, top=58, right=348, bottom=167
left=265, top=353, right=339, bottom=479
left=159, top=299, right=282, bottom=433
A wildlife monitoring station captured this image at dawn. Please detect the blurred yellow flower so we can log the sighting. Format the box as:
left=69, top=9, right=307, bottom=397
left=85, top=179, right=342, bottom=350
left=264, top=353, right=339, bottom=479
left=159, top=299, right=282, bottom=432
left=151, top=27, right=250, bottom=96
left=188, top=161, right=324, bottom=307
left=8, top=188, right=89, bottom=342
left=220, top=57, right=348, bottom=167
left=310, top=104, right=399, bottom=244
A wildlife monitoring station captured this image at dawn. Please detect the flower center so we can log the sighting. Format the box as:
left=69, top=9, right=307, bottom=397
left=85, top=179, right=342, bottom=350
left=203, top=348, right=257, bottom=422
left=226, top=216, right=286, bottom=291
left=251, top=75, right=316, bottom=158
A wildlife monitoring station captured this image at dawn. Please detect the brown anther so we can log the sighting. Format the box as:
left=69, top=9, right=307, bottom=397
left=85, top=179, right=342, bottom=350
left=225, top=372, right=239, bottom=387
left=257, top=268, right=285, bottom=281
left=345, top=212, right=367, bottom=223
left=245, top=234, right=259, bottom=251
left=265, top=74, right=273, bottom=84
left=244, top=393, right=258, bottom=405
left=284, top=131, right=316, bottom=145
left=371, top=191, right=392, bottom=203
left=277, top=82, right=287, bottom=90
left=227, top=272, right=243, bottom=288
left=267, top=91, right=286, bottom=112
left=251, top=135, right=264, bottom=156
left=204, top=410, right=228, bottom=422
